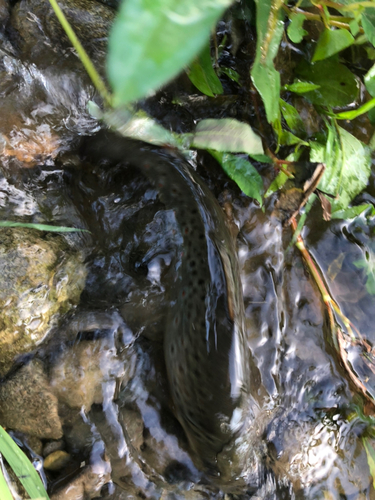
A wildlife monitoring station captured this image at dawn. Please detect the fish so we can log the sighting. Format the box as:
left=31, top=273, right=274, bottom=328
left=83, top=133, right=252, bottom=475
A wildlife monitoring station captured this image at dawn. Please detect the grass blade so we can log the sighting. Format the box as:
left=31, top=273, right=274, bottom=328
left=0, top=427, right=50, bottom=499
left=0, top=221, right=90, bottom=233
left=0, top=462, right=13, bottom=500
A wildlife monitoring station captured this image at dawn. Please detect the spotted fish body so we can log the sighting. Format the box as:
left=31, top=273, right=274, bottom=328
left=139, top=148, right=250, bottom=471
left=83, top=134, right=251, bottom=473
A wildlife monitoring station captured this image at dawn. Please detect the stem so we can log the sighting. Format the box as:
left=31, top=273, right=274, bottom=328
left=321, top=0, right=375, bottom=10
left=283, top=5, right=364, bottom=32
left=291, top=217, right=356, bottom=340
left=47, top=0, right=112, bottom=107
left=335, top=97, right=375, bottom=120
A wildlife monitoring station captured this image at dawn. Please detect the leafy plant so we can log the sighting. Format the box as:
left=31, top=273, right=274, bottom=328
left=33, top=0, right=375, bottom=491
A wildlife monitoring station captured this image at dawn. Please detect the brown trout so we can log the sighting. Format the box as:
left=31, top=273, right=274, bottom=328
left=83, top=133, right=251, bottom=474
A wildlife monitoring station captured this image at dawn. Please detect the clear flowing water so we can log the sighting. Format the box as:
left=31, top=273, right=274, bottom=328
left=0, top=2, right=375, bottom=498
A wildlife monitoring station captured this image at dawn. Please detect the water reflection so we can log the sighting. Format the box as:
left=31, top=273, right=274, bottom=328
left=0, top=2, right=374, bottom=497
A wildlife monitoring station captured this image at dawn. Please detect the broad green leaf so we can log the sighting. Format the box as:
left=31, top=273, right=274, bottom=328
left=287, top=12, right=307, bottom=44
left=108, top=0, right=232, bottom=106
left=0, top=221, right=89, bottom=232
left=220, top=67, right=240, bottom=84
left=365, top=62, right=375, bottom=97
left=104, top=107, right=179, bottom=147
left=277, top=129, right=308, bottom=147
left=284, top=81, right=321, bottom=93
left=349, top=19, right=359, bottom=36
left=187, top=42, right=223, bottom=97
left=363, top=435, right=375, bottom=488
left=296, top=59, right=359, bottom=107
left=192, top=118, right=264, bottom=155
left=331, top=204, right=375, bottom=220
left=210, top=150, right=263, bottom=204
left=312, top=28, right=355, bottom=62
left=250, top=0, right=285, bottom=123
left=264, top=171, right=289, bottom=197
left=0, top=427, right=50, bottom=499
left=310, top=126, right=371, bottom=211
left=279, top=99, right=306, bottom=136
left=362, top=9, right=375, bottom=49
left=0, top=467, right=13, bottom=500
left=249, top=154, right=273, bottom=163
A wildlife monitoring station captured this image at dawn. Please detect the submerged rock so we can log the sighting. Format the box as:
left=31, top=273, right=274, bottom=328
left=0, top=360, right=62, bottom=439
left=10, top=0, right=115, bottom=67
left=50, top=461, right=111, bottom=500
left=0, top=228, right=87, bottom=376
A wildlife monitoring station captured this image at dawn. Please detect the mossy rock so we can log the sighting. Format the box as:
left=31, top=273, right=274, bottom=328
left=0, top=228, right=87, bottom=376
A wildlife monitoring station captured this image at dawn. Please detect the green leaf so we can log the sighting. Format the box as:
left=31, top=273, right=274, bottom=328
left=248, top=154, right=273, bottom=163
left=279, top=99, right=306, bottom=136
left=331, top=204, right=375, bottom=220
left=363, top=437, right=375, bottom=487
left=264, top=171, right=289, bottom=197
left=284, top=81, right=321, bottom=93
left=362, top=8, right=375, bottom=48
left=187, top=41, right=223, bottom=97
left=296, top=59, right=359, bottom=107
left=365, top=62, right=375, bottom=97
left=192, top=118, right=264, bottom=155
left=108, top=0, right=232, bottom=106
left=0, top=466, right=13, bottom=500
left=210, top=151, right=263, bottom=204
left=335, top=97, right=375, bottom=120
left=349, top=19, right=359, bottom=36
left=287, top=12, right=307, bottom=44
left=250, top=0, right=285, bottom=123
left=104, top=107, right=179, bottom=147
left=310, top=126, right=371, bottom=211
left=0, top=427, right=50, bottom=499
left=0, top=221, right=89, bottom=232
left=312, top=28, right=355, bottom=62
left=220, top=67, right=240, bottom=84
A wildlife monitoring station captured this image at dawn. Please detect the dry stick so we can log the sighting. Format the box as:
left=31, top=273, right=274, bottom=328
left=291, top=216, right=375, bottom=405
left=290, top=217, right=356, bottom=340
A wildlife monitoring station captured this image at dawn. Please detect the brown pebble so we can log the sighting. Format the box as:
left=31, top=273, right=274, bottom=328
left=44, top=450, right=70, bottom=471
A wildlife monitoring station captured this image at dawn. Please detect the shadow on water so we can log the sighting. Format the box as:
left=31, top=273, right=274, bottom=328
left=0, top=0, right=374, bottom=498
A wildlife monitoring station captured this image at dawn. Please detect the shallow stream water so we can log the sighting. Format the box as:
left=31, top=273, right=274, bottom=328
left=0, top=1, right=375, bottom=499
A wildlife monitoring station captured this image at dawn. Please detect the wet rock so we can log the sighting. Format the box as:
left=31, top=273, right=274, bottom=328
left=43, top=439, right=65, bottom=457
left=0, top=360, right=63, bottom=439
left=49, top=323, right=134, bottom=411
left=11, top=0, right=115, bottom=68
left=25, top=435, right=43, bottom=456
left=50, top=340, right=117, bottom=410
left=0, top=0, right=9, bottom=26
left=44, top=450, right=71, bottom=471
left=0, top=228, right=87, bottom=376
left=50, top=461, right=111, bottom=500
left=120, top=408, right=144, bottom=452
